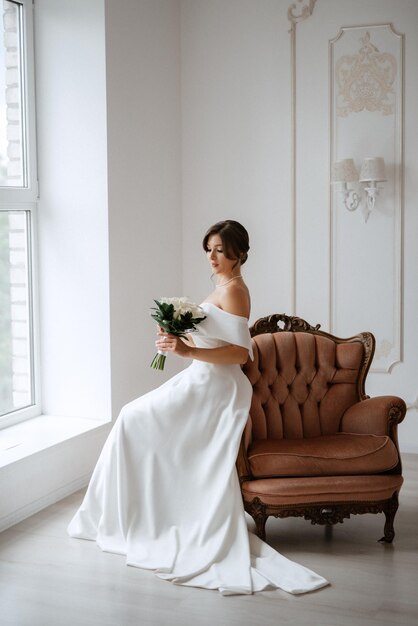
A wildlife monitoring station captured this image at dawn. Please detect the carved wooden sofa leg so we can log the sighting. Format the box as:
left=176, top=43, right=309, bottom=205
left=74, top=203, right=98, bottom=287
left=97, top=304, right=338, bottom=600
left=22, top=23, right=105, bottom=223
left=379, top=492, right=399, bottom=543
left=247, top=498, right=267, bottom=541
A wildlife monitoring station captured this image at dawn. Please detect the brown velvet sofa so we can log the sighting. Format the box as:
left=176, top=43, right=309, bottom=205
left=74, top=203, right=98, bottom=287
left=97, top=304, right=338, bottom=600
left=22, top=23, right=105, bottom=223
left=238, top=314, right=406, bottom=543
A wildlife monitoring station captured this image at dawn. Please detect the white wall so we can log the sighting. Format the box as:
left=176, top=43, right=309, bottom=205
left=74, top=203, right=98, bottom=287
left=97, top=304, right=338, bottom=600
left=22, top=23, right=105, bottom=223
left=180, top=0, right=418, bottom=453
left=36, top=0, right=111, bottom=420
left=0, top=0, right=183, bottom=533
left=3, top=0, right=417, bottom=532
left=36, top=0, right=183, bottom=420
left=105, top=0, right=182, bottom=416
left=181, top=0, right=292, bottom=320
left=35, top=0, right=417, bottom=448
left=1, top=0, right=113, bottom=534
left=293, top=0, right=418, bottom=453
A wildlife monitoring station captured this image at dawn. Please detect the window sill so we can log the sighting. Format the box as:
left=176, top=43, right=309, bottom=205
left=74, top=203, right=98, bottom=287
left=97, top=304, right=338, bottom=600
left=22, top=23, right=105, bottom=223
left=0, top=414, right=111, bottom=469
left=0, top=414, right=111, bottom=531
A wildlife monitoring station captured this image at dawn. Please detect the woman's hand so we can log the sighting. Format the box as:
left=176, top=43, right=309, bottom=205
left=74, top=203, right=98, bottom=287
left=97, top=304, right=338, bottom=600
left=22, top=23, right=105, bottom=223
left=156, top=330, right=190, bottom=358
left=155, top=328, right=249, bottom=365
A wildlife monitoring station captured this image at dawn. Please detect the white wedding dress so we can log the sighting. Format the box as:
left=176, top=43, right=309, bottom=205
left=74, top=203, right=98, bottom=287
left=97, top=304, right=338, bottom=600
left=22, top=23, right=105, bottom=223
left=68, top=302, right=328, bottom=595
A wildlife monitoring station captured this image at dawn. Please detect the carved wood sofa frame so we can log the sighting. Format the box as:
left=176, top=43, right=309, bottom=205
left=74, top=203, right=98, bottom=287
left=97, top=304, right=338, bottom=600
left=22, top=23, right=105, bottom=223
left=237, top=314, right=406, bottom=543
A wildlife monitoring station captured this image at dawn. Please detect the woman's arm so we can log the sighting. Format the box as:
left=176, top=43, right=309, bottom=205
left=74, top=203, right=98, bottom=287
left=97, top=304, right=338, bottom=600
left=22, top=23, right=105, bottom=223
left=155, top=285, right=250, bottom=365
left=188, top=344, right=249, bottom=365
left=155, top=334, right=249, bottom=365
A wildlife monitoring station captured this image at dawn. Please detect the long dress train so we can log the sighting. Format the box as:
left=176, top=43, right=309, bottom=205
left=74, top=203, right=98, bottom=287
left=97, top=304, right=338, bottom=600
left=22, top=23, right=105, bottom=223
left=67, top=302, right=329, bottom=595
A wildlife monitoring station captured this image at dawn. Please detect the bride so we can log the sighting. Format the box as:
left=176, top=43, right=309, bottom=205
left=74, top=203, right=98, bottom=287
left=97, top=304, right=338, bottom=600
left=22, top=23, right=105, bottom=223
left=67, top=220, right=328, bottom=596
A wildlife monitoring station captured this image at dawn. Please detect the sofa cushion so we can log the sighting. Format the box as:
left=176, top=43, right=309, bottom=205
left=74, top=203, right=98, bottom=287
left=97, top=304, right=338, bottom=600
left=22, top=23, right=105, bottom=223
left=241, top=474, right=403, bottom=506
left=247, top=433, right=399, bottom=478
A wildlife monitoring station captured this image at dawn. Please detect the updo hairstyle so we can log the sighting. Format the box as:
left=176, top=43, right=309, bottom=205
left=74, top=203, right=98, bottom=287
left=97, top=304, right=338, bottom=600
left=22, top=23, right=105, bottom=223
left=202, top=220, right=250, bottom=266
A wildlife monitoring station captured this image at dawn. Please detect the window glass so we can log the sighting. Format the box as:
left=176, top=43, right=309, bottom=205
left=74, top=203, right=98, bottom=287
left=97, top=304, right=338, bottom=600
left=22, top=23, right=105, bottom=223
left=0, top=210, right=33, bottom=416
left=0, top=1, right=25, bottom=187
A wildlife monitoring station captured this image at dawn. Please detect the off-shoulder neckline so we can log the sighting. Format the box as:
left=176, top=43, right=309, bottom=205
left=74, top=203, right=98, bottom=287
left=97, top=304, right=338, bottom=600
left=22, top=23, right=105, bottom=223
left=201, top=301, right=249, bottom=321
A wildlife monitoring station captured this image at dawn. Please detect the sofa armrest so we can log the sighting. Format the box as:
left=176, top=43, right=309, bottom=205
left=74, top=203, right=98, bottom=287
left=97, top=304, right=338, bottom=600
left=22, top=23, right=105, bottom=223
left=243, top=415, right=253, bottom=451
left=236, top=416, right=253, bottom=483
left=341, top=396, right=406, bottom=437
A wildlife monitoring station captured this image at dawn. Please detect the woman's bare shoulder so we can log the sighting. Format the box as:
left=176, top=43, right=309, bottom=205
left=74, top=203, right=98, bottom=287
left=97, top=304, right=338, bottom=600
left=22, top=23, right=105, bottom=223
left=219, top=283, right=250, bottom=319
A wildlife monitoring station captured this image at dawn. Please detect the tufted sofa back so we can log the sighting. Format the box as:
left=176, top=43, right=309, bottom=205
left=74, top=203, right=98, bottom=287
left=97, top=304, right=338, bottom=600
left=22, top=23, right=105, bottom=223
left=242, top=331, right=365, bottom=441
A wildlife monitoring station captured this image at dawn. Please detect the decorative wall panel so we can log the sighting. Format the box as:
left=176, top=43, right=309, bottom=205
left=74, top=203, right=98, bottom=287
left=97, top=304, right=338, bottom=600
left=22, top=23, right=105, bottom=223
left=330, top=24, right=404, bottom=373
left=288, top=0, right=317, bottom=315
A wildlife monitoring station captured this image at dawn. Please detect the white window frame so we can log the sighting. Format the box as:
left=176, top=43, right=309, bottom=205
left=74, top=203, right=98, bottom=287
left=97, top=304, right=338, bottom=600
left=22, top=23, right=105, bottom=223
left=0, top=0, right=40, bottom=429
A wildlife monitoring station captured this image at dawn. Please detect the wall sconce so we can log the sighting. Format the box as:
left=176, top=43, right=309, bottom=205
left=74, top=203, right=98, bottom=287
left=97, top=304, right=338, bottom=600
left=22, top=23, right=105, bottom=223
left=331, top=158, right=361, bottom=211
left=332, top=157, right=387, bottom=222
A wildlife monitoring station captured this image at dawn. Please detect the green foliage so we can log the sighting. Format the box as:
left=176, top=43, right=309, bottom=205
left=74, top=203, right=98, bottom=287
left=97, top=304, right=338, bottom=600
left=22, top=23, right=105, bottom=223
left=150, top=300, right=206, bottom=338
left=150, top=299, right=206, bottom=371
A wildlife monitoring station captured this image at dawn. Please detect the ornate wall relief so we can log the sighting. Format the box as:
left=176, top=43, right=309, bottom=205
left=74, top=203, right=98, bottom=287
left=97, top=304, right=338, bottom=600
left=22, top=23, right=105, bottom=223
left=330, top=24, right=404, bottom=373
left=336, top=31, right=397, bottom=117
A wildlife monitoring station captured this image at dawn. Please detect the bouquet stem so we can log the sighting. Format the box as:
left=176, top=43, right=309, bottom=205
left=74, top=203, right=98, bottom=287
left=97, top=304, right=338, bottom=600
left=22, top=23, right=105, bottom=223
left=150, top=350, right=168, bottom=370
left=150, top=298, right=206, bottom=372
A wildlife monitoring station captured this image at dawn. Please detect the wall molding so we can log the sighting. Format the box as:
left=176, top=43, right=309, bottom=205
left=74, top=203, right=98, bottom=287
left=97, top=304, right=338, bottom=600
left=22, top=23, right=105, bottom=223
left=329, top=23, right=404, bottom=374
left=288, top=0, right=317, bottom=315
left=0, top=473, right=90, bottom=533
left=406, top=395, right=418, bottom=412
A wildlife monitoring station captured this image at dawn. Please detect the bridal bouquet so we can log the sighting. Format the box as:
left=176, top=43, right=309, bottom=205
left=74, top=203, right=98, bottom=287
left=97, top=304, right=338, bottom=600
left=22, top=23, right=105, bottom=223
left=150, top=297, right=206, bottom=370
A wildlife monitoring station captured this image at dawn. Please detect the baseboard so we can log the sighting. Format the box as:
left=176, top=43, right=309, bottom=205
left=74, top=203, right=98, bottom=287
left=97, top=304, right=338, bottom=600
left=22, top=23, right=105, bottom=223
left=0, top=422, right=110, bottom=533
left=0, top=472, right=90, bottom=532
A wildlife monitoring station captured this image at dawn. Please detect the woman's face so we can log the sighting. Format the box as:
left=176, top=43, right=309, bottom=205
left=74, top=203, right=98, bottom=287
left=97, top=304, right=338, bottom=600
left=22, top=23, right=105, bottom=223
left=206, top=234, right=238, bottom=276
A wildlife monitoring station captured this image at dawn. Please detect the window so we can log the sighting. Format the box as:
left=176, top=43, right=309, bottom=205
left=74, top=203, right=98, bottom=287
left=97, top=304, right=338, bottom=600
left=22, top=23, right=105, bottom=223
left=0, top=0, right=38, bottom=428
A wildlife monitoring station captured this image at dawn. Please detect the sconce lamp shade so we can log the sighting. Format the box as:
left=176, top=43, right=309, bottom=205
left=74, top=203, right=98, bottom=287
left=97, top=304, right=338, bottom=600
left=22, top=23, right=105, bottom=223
left=331, top=158, right=359, bottom=183
left=359, top=157, right=387, bottom=183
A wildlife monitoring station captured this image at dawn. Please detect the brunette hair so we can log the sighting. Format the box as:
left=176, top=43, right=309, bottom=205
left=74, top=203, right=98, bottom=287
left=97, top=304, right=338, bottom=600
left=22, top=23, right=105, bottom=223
left=202, top=220, right=250, bottom=266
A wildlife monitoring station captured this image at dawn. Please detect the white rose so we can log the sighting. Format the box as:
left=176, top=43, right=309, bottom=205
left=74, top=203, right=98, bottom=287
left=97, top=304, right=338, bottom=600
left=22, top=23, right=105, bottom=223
left=158, top=297, right=204, bottom=320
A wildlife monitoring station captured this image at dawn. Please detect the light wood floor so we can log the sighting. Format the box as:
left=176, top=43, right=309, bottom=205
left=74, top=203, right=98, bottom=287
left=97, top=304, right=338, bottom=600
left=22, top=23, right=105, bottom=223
left=1, top=454, right=417, bottom=626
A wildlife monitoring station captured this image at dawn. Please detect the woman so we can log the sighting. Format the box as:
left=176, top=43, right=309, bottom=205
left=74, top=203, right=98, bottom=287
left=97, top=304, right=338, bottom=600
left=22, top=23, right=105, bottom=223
left=68, top=220, right=328, bottom=596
